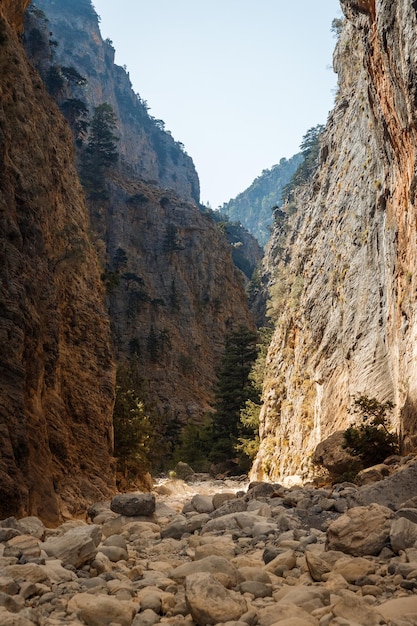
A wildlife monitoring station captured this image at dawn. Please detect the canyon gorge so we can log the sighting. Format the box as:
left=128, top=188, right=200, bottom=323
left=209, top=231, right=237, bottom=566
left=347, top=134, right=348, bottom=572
left=2, top=0, right=417, bottom=524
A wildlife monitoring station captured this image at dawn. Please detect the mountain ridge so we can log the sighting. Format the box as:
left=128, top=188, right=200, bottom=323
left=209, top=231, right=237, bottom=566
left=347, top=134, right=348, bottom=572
left=220, top=154, right=303, bottom=247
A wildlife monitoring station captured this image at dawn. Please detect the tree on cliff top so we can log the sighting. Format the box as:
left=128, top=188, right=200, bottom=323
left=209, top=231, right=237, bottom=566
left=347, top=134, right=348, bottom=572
left=282, top=124, right=325, bottom=202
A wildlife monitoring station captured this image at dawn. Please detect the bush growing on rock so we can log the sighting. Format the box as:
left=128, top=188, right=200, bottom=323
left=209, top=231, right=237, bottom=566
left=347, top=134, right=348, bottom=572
left=343, top=395, right=399, bottom=468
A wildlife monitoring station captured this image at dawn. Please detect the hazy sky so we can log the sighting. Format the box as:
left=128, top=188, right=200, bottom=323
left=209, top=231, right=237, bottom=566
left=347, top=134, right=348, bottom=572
left=93, top=1, right=342, bottom=207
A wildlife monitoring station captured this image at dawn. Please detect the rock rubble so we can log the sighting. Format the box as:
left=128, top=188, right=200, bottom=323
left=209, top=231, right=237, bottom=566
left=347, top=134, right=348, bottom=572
left=2, top=468, right=417, bottom=625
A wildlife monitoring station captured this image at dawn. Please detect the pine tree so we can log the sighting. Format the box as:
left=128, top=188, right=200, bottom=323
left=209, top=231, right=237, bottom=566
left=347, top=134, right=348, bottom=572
left=209, top=326, right=258, bottom=462
left=81, top=103, right=119, bottom=199
left=113, top=360, right=153, bottom=479
left=88, top=103, right=119, bottom=167
left=235, top=326, right=273, bottom=468
left=281, top=124, right=325, bottom=202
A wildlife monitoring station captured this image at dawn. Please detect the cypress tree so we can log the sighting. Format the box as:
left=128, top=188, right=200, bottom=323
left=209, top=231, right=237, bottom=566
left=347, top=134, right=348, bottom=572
left=81, top=103, right=119, bottom=199
left=209, top=326, right=258, bottom=462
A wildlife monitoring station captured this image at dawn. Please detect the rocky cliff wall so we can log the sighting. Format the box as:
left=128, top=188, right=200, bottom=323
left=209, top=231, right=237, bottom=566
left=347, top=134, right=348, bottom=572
left=1, top=0, right=30, bottom=31
left=0, top=4, right=115, bottom=522
left=32, top=0, right=200, bottom=204
left=252, top=0, right=417, bottom=482
left=24, top=0, right=256, bottom=428
left=101, top=179, right=255, bottom=424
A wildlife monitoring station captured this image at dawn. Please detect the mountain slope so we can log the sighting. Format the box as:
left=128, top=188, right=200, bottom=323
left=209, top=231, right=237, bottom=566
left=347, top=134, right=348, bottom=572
left=220, top=155, right=302, bottom=246
left=252, top=0, right=417, bottom=482
left=27, top=0, right=200, bottom=204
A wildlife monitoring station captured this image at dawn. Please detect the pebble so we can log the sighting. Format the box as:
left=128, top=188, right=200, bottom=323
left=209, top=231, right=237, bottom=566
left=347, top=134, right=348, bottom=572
left=3, top=468, right=417, bottom=625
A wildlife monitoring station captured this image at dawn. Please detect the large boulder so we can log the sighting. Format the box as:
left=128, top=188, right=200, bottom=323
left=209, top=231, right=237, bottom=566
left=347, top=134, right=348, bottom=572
left=313, top=431, right=359, bottom=481
left=41, top=525, right=102, bottom=568
left=352, top=458, right=417, bottom=509
left=201, top=511, right=264, bottom=534
left=377, top=596, right=417, bottom=623
left=170, top=555, right=240, bottom=588
left=110, top=493, right=155, bottom=517
left=67, top=592, right=136, bottom=626
left=332, top=589, right=384, bottom=625
left=390, top=516, right=417, bottom=553
left=173, top=462, right=195, bottom=480
left=258, top=604, right=318, bottom=626
left=190, top=494, right=214, bottom=514
left=326, top=503, right=393, bottom=556
left=185, top=572, right=247, bottom=625
left=264, top=550, right=297, bottom=577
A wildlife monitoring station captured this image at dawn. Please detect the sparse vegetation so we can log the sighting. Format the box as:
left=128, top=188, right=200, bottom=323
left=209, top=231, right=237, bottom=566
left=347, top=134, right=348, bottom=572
left=331, top=17, right=345, bottom=39
left=208, top=326, right=259, bottom=464
left=282, top=125, right=325, bottom=202
left=113, top=362, right=154, bottom=480
left=60, top=98, right=89, bottom=145
left=343, top=395, right=399, bottom=468
left=220, top=155, right=302, bottom=246
left=235, top=326, right=273, bottom=468
left=163, top=223, right=184, bottom=252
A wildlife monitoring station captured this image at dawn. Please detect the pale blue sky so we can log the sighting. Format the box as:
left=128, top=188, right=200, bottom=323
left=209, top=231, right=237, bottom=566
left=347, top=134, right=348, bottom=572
left=93, top=1, right=342, bottom=207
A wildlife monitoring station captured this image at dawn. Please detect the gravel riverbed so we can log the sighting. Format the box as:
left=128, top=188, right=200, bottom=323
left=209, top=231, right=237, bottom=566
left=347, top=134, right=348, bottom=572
left=2, top=464, right=417, bottom=625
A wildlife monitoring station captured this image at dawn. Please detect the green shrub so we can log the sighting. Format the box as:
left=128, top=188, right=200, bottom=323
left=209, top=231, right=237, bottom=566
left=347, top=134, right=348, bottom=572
left=113, top=364, right=154, bottom=479
left=343, top=395, right=398, bottom=468
left=173, top=417, right=212, bottom=472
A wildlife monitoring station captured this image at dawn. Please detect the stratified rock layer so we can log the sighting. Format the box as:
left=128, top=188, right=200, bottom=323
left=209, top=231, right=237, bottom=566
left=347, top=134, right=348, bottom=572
left=0, top=3, right=115, bottom=522
left=253, top=0, right=417, bottom=481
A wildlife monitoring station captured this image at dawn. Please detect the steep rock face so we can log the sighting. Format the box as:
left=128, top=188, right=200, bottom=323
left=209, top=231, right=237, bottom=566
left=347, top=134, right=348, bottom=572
left=26, top=0, right=255, bottom=425
left=33, top=0, right=200, bottom=204
left=252, top=0, right=417, bottom=482
left=1, top=0, right=30, bottom=32
left=102, top=180, right=255, bottom=423
left=0, top=5, right=115, bottom=522
left=221, top=155, right=302, bottom=247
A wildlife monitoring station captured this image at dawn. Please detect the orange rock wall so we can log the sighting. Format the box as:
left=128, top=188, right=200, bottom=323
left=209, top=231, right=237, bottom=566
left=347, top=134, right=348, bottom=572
left=0, top=3, right=115, bottom=523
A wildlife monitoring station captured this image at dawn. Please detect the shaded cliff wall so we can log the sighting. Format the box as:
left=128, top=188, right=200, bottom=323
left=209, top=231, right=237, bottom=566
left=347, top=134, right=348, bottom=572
left=33, top=0, right=200, bottom=204
left=102, top=180, right=255, bottom=424
left=27, top=0, right=255, bottom=426
left=252, top=0, right=417, bottom=482
left=0, top=2, right=115, bottom=522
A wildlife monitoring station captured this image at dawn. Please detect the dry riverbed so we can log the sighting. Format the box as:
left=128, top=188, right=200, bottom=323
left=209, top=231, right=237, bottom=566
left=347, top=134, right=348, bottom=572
left=2, top=462, right=417, bottom=625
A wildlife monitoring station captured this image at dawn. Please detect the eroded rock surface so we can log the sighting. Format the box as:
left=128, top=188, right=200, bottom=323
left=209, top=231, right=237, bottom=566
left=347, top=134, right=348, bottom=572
left=0, top=0, right=115, bottom=523
left=252, top=0, right=417, bottom=482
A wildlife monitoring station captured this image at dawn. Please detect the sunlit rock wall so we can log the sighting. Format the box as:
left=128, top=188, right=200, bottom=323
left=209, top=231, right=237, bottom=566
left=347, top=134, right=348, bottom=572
left=252, top=0, right=417, bottom=482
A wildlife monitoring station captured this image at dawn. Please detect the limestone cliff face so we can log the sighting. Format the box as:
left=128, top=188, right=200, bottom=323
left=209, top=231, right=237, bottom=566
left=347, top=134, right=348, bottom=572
left=32, top=0, right=200, bottom=204
left=0, top=4, right=115, bottom=522
left=103, top=181, right=254, bottom=423
left=26, top=0, right=255, bottom=426
left=252, top=0, right=417, bottom=482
